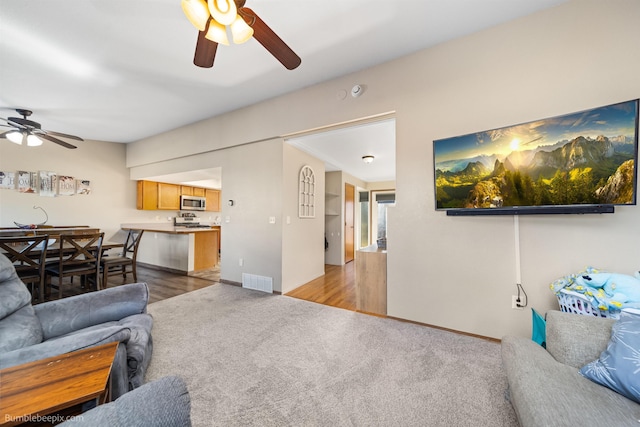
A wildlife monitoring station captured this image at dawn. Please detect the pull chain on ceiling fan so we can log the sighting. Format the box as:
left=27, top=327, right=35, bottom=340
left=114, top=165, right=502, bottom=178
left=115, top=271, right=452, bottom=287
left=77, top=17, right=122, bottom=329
left=0, top=109, right=83, bottom=149
left=181, top=0, right=301, bottom=70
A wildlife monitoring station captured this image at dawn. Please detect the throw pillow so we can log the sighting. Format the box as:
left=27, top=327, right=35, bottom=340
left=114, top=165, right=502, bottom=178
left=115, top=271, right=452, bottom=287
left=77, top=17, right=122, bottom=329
left=580, top=310, right=640, bottom=403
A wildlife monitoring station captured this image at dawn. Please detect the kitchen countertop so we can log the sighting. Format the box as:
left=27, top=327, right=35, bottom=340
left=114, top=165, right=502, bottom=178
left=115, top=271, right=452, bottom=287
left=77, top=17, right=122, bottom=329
left=121, top=223, right=220, bottom=234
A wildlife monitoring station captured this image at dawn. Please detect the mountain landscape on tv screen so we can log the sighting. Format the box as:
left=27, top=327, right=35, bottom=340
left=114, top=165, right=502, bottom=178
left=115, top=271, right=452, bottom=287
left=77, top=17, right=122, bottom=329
left=435, top=100, right=638, bottom=210
left=436, top=135, right=635, bottom=208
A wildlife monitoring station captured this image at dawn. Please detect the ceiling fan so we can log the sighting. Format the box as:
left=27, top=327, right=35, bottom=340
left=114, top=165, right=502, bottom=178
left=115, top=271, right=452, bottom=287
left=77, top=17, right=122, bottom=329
left=0, top=109, right=83, bottom=149
left=182, top=0, right=301, bottom=70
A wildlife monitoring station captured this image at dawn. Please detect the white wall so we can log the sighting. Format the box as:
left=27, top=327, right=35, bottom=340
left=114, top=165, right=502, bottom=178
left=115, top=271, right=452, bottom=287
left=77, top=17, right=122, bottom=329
left=127, top=0, right=640, bottom=338
left=281, top=144, right=325, bottom=294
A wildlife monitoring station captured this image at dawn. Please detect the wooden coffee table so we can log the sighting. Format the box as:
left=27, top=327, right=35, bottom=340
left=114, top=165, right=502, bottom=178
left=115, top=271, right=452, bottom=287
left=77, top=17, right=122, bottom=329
left=0, top=342, right=118, bottom=426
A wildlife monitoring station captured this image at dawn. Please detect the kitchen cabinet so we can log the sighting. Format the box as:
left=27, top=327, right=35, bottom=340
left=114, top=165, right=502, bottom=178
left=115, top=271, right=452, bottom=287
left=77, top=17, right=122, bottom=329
left=137, top=180, right=219, bottom=211
left=205, top=189, right=220, bottom=212
left=137, top=181, right=158, bottom=210
left=158, top=183, right=180, bottom=210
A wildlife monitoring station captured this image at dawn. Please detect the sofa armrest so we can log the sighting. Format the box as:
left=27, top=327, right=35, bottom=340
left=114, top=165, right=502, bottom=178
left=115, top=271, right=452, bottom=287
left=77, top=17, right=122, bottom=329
left=0, top=325, right=131, bottom=369
left=59, top=376, right=192, bottom=427
left=545, top=310, right=615, bottom=369
left=34, top=283, right=149, bottom=340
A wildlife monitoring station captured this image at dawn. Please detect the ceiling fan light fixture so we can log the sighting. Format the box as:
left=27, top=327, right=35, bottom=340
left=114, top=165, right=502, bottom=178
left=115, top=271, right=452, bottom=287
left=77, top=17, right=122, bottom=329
left=204, top=19, right=230, bottom=45
left=181, top=0, right=210, bottom=31
left=27, top=134, right=43, bottom=147
left=362, top=155, right=375, bottom=164
left=230, top=15, right=254, bottom=44
left=208, top=0, right=237, bottom=26
left=6, top=131, right=23, bottom=144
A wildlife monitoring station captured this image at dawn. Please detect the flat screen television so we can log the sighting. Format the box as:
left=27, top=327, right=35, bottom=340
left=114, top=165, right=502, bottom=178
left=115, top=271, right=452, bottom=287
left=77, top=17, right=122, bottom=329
left=434, top=99, right=639, bottom=216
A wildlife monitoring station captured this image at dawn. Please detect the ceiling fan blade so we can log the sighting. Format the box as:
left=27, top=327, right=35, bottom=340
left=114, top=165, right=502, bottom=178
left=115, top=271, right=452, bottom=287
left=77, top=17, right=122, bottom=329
left=39, top=133, right=77, bottom=149
left=239, top=7, right=301, bottom=70
left=194, top=27, right=218, bottom=68
left=44, top=130, right=84, bottom=141
left=9, top=117, right=40, bottom=129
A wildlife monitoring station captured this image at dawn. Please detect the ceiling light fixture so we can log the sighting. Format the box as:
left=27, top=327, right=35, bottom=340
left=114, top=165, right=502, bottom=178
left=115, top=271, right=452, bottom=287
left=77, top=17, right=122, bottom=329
left=362, top=155, right=375, bottom=164
left=182, top=0, right=253, bottom=47
left=27, top=135, right=43, bottom=147
left=6, top=131, right=23, bottom=145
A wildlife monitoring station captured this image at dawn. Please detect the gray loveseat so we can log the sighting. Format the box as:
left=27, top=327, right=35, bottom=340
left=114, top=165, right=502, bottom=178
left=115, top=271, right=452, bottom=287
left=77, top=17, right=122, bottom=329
left=501, top=310, right=640, bottom=427
left=0, top=254, right=153, bottom=399
left=59, top=376, right=192, bottom=426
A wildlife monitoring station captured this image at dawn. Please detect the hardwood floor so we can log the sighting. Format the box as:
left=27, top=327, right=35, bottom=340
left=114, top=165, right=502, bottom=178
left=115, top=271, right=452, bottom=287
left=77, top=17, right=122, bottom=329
left=40, top=265, right=219, bottom=304
left=39, top=262, right=355, bottom=309
left=285, top=263, right=356, bottom=311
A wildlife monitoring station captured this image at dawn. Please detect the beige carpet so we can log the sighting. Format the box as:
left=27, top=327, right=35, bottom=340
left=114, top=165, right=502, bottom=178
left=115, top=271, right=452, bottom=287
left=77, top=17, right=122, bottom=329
left=145, top=284, right=518, bottom=427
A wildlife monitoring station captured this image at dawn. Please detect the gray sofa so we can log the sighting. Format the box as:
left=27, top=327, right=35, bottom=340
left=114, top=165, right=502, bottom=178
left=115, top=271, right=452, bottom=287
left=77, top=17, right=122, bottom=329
left=59, top=376, right=192, bottom=427
left=0, top=254, right=153, bottom=399
left=501, top=310, right=640, bottom=427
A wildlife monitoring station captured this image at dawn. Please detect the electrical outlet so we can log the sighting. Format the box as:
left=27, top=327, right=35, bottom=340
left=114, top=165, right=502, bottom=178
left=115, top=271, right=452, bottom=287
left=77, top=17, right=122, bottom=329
left=512, top=295, right=523, bottom=310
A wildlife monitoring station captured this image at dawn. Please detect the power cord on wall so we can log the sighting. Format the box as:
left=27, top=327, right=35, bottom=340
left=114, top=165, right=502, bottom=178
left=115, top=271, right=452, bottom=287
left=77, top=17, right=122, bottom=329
left=515, top=283, right=528, bottom=308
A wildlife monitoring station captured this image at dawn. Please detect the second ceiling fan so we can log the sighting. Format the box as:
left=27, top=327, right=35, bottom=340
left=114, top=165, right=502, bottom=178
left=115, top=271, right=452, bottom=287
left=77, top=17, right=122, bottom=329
left=182, top=0, right=301, bottom=70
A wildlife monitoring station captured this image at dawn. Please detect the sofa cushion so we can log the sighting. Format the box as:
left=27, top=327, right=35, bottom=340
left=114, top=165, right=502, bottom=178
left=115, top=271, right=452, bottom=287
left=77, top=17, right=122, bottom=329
left=545, top=310, right=616, bottom=369
left=0, top=255, right=33, bottom=320
left=0, top=305, right=43, bottom=353
left=501, top=335, right=640, bottom=427
left=580, top=310, right=640, bottom=403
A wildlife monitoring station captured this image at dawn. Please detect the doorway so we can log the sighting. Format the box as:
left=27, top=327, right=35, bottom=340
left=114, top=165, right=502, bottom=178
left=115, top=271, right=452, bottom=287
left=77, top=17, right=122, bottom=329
left=344, top=183, right=355, bottom=263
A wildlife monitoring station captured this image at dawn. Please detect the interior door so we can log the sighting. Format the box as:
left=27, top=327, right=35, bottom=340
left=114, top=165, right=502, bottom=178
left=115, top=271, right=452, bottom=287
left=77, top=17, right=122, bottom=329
left=344, top=183, right=355, bottom=263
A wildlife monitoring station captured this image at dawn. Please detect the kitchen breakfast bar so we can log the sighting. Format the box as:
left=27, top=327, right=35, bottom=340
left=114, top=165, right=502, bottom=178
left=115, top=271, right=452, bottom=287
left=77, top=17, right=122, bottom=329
left=121, top=223, right=219, bottom=275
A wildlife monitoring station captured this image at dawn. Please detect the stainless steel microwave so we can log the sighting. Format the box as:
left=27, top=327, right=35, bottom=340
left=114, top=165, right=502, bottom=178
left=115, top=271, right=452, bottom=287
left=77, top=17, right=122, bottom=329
left=180, top=195, right=206, bottom=211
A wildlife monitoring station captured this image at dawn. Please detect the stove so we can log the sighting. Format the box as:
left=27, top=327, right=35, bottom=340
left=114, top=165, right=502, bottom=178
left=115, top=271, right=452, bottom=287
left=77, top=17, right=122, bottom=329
left=174, top=214, right=211, bottom=229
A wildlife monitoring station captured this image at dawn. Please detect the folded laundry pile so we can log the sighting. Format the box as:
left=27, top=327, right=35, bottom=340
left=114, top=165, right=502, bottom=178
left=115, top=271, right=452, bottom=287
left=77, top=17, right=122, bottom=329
left=550, top=267, right=640, bottom=312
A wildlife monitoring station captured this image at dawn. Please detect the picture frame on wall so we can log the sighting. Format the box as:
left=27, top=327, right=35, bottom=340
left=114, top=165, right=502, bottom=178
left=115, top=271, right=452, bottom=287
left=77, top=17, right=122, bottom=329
left=39, top=171, right=57, bottom=197
left=0, top=171, right=16, bottom=190
left=57, top=175, right=76, bottom=196
left=17, top=171, right=38, bottom=193
left=76, top=179, right=91, bottom=195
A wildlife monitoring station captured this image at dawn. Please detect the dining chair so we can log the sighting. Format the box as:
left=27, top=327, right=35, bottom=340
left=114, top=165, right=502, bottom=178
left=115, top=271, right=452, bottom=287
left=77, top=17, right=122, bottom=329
left=101, top=229, right=144, bottom=288
left=45, top=232, right=104, bottom=299
left=0, top=235, right=49, bottom=302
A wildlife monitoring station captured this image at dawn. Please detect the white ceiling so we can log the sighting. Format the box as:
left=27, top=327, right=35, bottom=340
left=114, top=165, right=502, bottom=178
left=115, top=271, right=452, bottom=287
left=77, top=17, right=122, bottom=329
left=286, top=118, right=396, bottom=183
left=0, top=0, right=566, bottom=184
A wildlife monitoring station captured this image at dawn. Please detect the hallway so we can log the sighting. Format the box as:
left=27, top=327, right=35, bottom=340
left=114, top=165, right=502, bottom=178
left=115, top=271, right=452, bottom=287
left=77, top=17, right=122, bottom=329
left=285, top=263, right=356, bottom=311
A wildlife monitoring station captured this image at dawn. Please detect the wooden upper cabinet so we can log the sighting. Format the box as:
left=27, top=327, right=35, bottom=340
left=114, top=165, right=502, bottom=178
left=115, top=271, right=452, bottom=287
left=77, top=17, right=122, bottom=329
left=158, top=183, right=181, bottom=210
left=205, top=189, right=220, bottom=212
left=137, top=181, right=158, bottom=210
left=137, top=180, right=216, bottom=211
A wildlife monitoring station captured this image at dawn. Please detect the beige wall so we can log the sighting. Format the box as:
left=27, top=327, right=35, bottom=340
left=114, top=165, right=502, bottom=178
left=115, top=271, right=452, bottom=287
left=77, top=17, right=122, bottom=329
left=127, top=0, right=640, bottom=338
left=0, top=139, right=146, bottom=242
left=282, top=144, right=325, bottom=294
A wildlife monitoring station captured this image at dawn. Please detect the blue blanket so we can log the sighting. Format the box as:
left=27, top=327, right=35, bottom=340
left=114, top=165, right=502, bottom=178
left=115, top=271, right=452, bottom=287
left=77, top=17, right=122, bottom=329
left=550, top=267, right=640, bottom=312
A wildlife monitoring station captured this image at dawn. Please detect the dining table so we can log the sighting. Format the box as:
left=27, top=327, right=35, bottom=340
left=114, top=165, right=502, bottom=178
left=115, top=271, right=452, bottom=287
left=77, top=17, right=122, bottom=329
left=0, top=230, right=125, bottom=301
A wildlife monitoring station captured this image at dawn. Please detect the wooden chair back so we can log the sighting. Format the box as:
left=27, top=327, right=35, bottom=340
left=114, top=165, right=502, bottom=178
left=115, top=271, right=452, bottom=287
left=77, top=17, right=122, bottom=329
left=0, top=235, right=49, bottom=301
left=56, top=232, right=104, bottom=270
left=121, top=229, right=144, bottom=260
